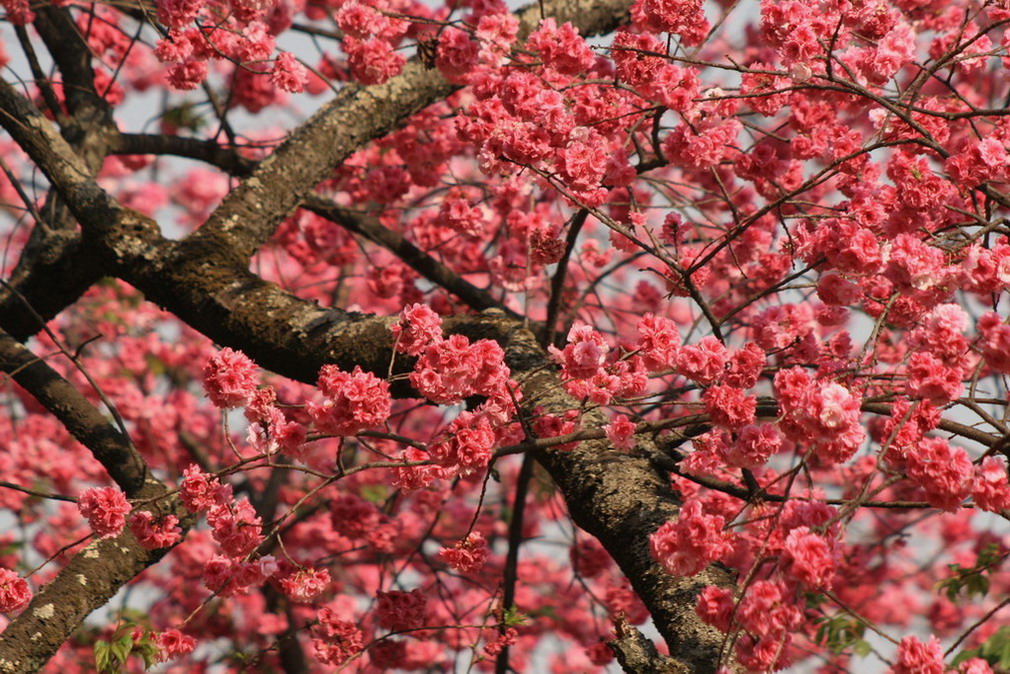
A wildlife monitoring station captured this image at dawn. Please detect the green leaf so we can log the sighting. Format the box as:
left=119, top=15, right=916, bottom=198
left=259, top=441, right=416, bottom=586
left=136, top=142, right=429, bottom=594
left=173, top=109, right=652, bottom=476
left=110, top=634, right=133, bottom=666
left=502, top=606, right=528, bottom=628
left=138, top=643, right=158, bottom=670
left=94, top=640, right=111, bottom=672
left=813, top=614, right=865, bottom=655
left=937, top=549, right=1001, bottom=601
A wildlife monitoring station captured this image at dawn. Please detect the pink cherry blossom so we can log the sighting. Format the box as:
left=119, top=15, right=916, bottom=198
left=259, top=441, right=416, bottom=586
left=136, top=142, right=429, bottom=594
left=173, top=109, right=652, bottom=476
left=202, top=347, right=259, bottom=409
left=0, top=569, right=31, bottom=613
left=77, top=487, right=131, bottom=539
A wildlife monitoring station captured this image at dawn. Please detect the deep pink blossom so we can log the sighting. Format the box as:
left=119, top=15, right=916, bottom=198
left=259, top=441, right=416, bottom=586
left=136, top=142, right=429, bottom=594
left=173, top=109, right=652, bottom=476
left=604, top=414, right=637, bottom=450
left=280, top=567, right=331, bottom=603
left=272, top=52, right=308, bottom=93
left=410, top=334, right=511, bottom=404
left=154, top=629, right=196, bottom=662
left=439, top=532, right=489, bottom=574
left=436, top=27, right=479, bottom=82
left=308, top=365, right=391, bottom=436
left=525, top=18, right=594, bottom=75
left=781, top=526, right=835, bottom=590
left=202, top=347, right=259, bottom=409
left=312, top=607, right=364, bottom=666
left=391, top=303, right=444, bottom=355
left=376, top=588, right=428, bottom=631
left=971, top=456, right=1010, bottom=513
left=676, top=336, right=728, bottom=386
left=637, top=313, right=681, bottom=372
left=179, top=465, right=233, bottom=513
left=890, top=635, right=945, bottom=674
left=703, top=385, right=756, bottom=430
left=0, top=568, right=31, bottom=613
left=649, top=500, right=734, bottom=576
left=78, top=487, right=131, bottom=539
left=344, top=36, right=405, bottom=84
left=906, top=437, right=973, bottom=511
left=128, top=511, right=182, bottom=550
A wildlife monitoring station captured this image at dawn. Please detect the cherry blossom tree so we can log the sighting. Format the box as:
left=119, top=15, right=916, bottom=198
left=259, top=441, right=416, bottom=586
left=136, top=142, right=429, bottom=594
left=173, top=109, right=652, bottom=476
left=3, top=0, right=1010, bottom=671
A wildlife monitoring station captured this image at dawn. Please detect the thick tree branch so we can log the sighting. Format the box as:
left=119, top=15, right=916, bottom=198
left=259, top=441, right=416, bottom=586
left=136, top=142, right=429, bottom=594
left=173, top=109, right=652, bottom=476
left=0, top=6, right=123, bottom=341
left=33, top=5, right=117, bottom=172
left=0, top=227, right=103, bottom=340
left=111, top=133, right=257, bottom=176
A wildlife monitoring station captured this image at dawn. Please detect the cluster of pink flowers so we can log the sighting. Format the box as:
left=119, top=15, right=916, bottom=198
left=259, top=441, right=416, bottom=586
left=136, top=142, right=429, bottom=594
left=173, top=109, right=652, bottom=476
left=409, top=333, right=511, bottom=404
left=439, top=531, right=489, bottom=574
left=977, top=312, right=1010, bottom=374
left=203, top=554, right=278, bottom=598
left=549, top=323, right=649, bottom=404
left=649, top=500, right=734, bottom=576
left=636, top=313, right=681, bottom=372
left=603, top=414, right=637, bottom=450
left=153, top=629, right=196, bottom=663
left=901, top=304, right=971, bottom=405
left=525, top=18, right=595, bottom=75
left=780, top=526, right=836, bottom=590
left=549, top=323, right=610, bottom=380
left=698, top=579, right=801, bottom=670
left=77, top=487, right=131, bottom=539
left=721, top=423, right=783, bottom=468
left=376, top=588, right=429, bottom=632
left=179, top=465, right=233, bottom=513
left=0, top=568, right=31, bottom=613
left=279, top=566, right=331, bottom=603
left=308, top=364, right=391, bottom=436
left=676, top=336, right=729, bottom=386
left=427, top=411, right=497, bottom=476
left=329, top=492, right=402, bottom=552
left=946, top=137, right=1009, bottom=188
left=890, top=635, right=946, bottom=674
left=483, top=627, right=518, bottom=657
left=207, top=496, right=263, bottom=558
left=245, top=387, right=307, bottom=457
left=703, top=385, right=757, bottom=430
left=271, top=52, right=308, bottom=94
left=178, top=466, right=282, bottom=596
left=391, top=303, right=443, bottom=356
left=202, top=347, right=259, bottom=409
left=532, top=408, right=581, bottom=451
left=776, top=367, right=865, bottom=465
left=311, top=606, right=364, bottom=666
left=904, top=437, right=973, bottom=512
left=128, top=510, right=182, bottom=550
left=971, top=456, right=1010, bottom=513
left=436, top=27, right=480, bottom=83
